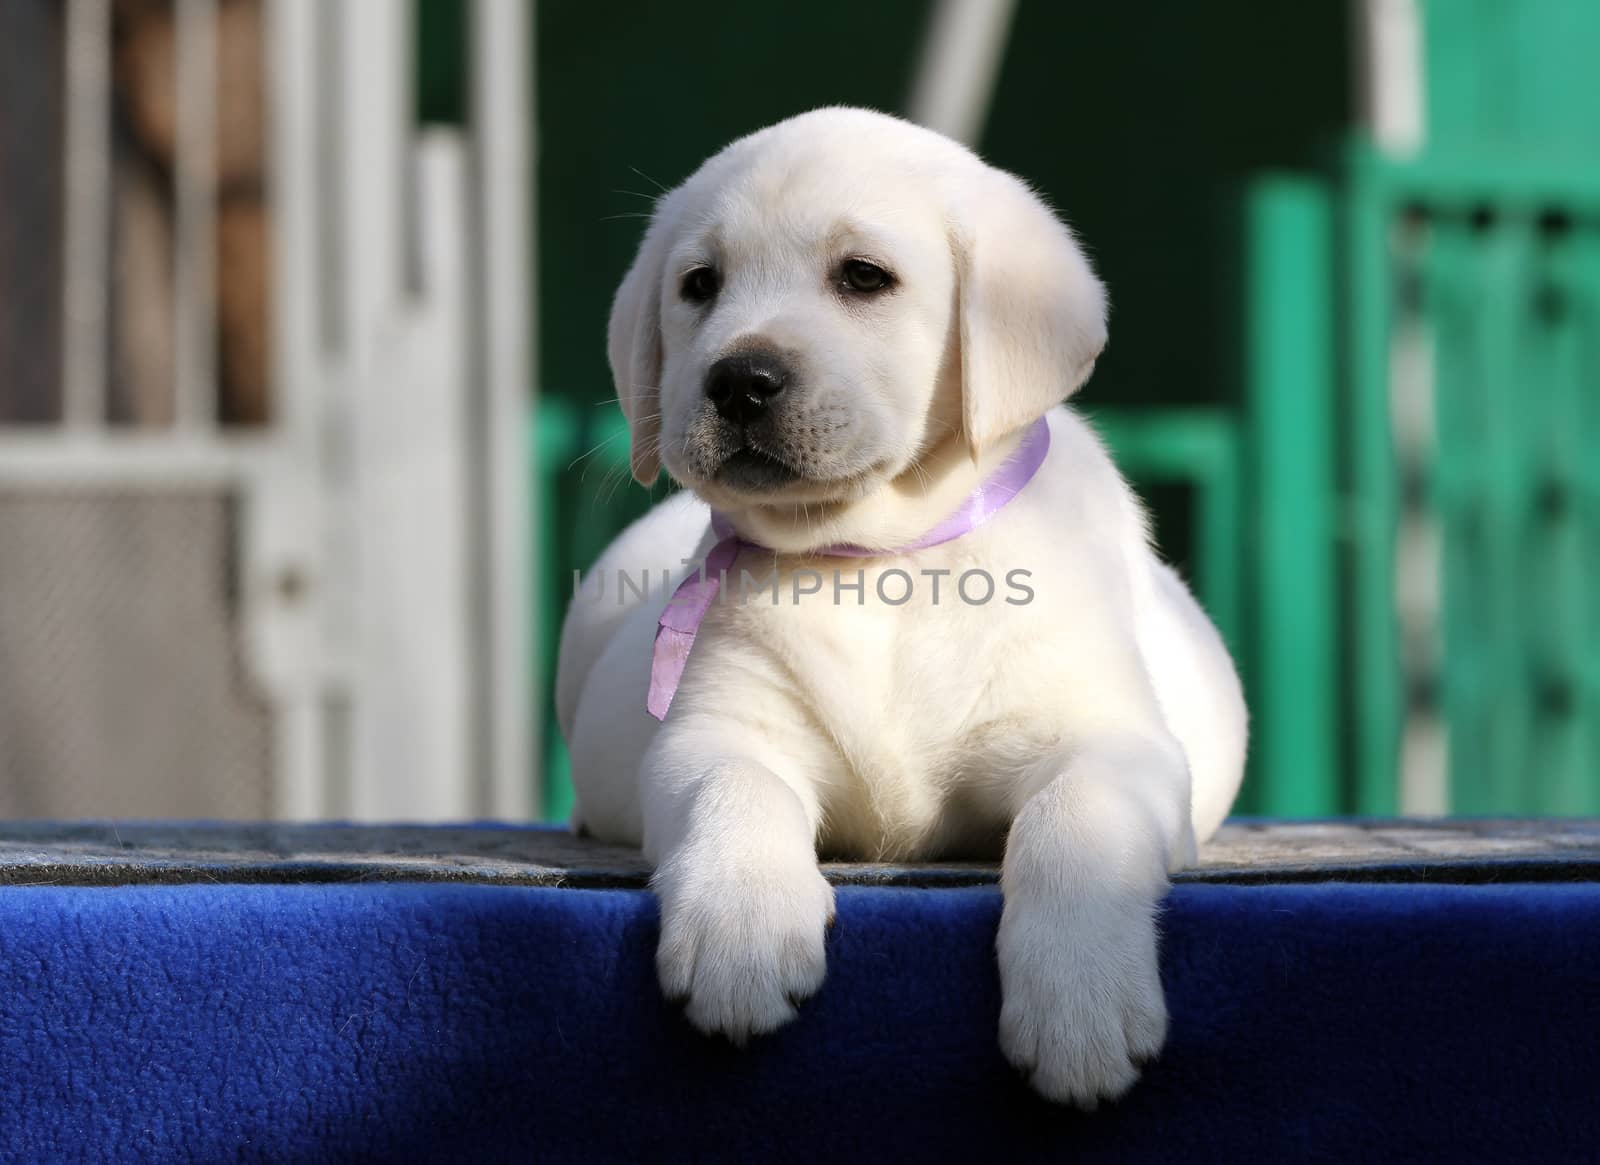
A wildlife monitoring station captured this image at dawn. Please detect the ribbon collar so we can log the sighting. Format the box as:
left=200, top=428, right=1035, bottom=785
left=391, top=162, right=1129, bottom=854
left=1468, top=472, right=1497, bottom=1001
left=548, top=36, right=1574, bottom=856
left=647, top=416, right=1052, bottom=719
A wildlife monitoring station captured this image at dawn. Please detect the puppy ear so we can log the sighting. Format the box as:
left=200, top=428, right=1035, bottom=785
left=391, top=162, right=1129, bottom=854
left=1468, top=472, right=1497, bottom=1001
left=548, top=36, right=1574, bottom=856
left=953, top=169, right=1108, bottom=458
left=607, top=222, right=669, bottom=486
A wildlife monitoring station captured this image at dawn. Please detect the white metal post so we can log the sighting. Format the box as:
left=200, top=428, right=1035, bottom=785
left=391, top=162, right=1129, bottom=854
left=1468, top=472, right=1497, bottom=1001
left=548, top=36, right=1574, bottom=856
left=1357, top=0, right=1443, bottom=812
left=472, top=0, right=536, bottom=821
left=174, top=0, right=220, bottom=430
left=334, top=0, right=465, bottom=820
left=61, top=0, right=112, bottom=431
left=1357, top=0, right=1426, bottom=158
left=258, top=0, right=333, bottom=821
left=906, top=0, right=1018, bottom=147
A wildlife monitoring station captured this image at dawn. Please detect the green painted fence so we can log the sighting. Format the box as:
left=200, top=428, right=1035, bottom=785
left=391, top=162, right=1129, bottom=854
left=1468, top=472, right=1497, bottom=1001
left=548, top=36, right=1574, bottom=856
left=1346, top=151, right=1600, bottom=815
left=1238, top=153, right=1600, bottom=819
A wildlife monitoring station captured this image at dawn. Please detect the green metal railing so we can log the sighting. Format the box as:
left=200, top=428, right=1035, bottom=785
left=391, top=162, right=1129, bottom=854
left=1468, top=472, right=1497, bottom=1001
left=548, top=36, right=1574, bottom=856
left=1242, top=179, right=1340, bottom=816
left=1345, top=150, right=1600, bottom=815
left=1236, top=150, right=1600, bottom=818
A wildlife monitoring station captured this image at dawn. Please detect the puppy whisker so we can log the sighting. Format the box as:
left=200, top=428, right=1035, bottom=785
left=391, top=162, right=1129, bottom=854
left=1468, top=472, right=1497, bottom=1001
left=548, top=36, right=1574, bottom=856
left=568, top=427, right=632, bottom=474
left=626, top=165, right=671, bottom=194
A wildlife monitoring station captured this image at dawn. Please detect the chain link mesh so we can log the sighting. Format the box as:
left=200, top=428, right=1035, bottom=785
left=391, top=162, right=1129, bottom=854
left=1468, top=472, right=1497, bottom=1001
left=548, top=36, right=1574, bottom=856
left=0, top=490, right=273, bottom=818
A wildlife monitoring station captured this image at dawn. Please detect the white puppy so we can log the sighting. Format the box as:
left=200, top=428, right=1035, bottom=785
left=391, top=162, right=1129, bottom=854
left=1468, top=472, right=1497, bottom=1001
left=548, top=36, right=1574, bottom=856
left=557, top=107, right=1246, bottom=1107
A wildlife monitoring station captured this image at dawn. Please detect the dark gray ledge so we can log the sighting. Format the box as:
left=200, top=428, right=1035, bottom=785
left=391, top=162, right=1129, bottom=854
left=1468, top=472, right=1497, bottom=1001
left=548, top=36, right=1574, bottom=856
left=0, top=818, right=1597, bottom=888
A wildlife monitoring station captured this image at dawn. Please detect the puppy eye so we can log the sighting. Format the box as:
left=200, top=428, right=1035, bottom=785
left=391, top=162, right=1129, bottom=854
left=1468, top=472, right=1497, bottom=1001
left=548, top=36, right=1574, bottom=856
left=840, top=259, right=894, bottom=294
left=680, top=266, right=720, bottom=303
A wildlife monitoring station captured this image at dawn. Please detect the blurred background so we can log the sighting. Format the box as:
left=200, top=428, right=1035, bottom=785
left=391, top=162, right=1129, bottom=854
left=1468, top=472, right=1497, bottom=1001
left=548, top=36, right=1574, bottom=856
left=0, top=0, right=1595, bottom=823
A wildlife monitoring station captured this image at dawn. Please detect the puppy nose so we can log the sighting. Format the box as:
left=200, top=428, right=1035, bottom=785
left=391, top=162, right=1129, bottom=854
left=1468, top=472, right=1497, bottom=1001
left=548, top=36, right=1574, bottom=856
left=705, top=352, right=788, bottom=424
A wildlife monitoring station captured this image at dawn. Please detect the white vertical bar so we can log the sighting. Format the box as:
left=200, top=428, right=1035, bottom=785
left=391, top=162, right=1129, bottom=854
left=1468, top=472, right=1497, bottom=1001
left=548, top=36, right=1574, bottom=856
left=1393, top=323, right=1448, bottom=814
left=1357, top=0, right=1426, bottom=157
left=1360, top=0, right=1436, bottom=805
left=341, top=0, right=417, bottom=820
left=242, top=473, right=327, bottom=821
left=358, top=131, right=474, bottom=821
left=174, top=0, right=220, bottom=429
left=259, top=0, right=327, bottom=820
left=339, top=0, right=407, bottom=368
left=265, top=0, right=318, bottom=451
left=906, top=0, right=1018, bottom=146
left=473, top=0, right=536, bottom=821
left=61, top=0, right=112, bottom=430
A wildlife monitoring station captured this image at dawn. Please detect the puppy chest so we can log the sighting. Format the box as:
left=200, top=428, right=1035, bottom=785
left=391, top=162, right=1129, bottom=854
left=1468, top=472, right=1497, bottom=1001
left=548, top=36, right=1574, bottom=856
left=725, top=593, right=1054, bottom=856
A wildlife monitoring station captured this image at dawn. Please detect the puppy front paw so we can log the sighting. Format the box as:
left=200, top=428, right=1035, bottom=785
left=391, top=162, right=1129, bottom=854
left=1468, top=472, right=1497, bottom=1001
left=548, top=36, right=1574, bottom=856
left=996, top=896, right=1168, bottom=1108
left=653, top=851, right=835, bottom=1044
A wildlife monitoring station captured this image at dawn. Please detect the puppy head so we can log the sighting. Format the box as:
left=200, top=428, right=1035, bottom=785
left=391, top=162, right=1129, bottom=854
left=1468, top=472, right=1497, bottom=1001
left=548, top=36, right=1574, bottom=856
left=608, top=107, right=1106, bottom=507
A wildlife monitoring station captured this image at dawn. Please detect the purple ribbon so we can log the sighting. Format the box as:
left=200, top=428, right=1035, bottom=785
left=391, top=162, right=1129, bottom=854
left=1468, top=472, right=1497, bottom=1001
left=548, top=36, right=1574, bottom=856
left=646, top=416, right=1052, bottom=719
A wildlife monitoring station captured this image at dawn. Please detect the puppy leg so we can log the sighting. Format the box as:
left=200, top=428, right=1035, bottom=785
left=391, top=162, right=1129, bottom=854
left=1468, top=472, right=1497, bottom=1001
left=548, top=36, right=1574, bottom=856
left=643, top=722, right=834, bottom=1043
left=998, top=733, right=1195, bottom=1108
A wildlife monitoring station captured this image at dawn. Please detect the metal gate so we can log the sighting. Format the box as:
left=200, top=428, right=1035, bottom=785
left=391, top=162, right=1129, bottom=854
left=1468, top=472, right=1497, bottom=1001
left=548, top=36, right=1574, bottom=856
left=0, top=0, right=534, bottom=821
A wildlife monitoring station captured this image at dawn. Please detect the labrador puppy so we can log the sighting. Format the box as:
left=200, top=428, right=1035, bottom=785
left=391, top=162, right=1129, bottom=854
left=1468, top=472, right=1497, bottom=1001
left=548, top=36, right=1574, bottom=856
left=557, top=107, right=1247, bottom=1107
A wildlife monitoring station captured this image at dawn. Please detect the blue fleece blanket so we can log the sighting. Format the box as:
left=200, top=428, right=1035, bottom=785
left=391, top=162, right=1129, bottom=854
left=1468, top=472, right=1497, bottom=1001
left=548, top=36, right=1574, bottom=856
left=2, top=878, right=1598, bottom=1163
